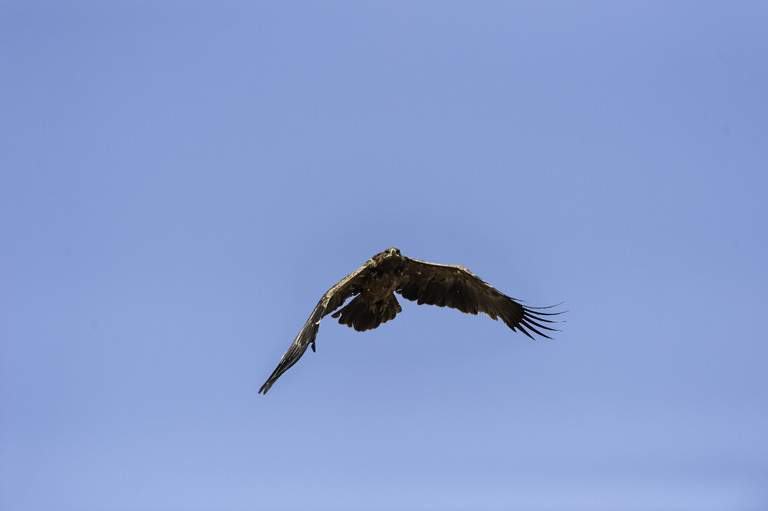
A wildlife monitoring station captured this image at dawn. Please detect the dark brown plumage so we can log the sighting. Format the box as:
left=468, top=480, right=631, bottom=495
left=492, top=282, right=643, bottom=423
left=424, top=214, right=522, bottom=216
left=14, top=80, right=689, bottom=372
left=258, top=248, right=562, bottom=394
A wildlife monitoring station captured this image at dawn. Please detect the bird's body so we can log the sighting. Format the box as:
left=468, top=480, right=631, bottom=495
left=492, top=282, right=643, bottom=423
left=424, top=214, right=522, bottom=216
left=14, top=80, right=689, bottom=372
left=259, top=248, right=562, bottom=394
left=331, top=250, right=406, bottom=332
left=354, top=252, right=404, bottom=305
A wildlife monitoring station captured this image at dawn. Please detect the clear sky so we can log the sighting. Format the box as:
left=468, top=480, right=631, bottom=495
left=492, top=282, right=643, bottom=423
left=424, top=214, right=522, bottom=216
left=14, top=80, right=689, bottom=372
left=2, top=2, right=767, bottom=510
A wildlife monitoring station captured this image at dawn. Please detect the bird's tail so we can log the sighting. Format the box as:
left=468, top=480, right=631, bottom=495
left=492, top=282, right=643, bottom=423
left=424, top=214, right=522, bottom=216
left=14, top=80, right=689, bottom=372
left=332, top=294, right=402, bottom=332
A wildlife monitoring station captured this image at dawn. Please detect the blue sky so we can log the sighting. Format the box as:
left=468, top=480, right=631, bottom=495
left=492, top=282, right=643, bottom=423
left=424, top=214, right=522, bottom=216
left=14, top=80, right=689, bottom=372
left=2, top=2, right=767, bottom=510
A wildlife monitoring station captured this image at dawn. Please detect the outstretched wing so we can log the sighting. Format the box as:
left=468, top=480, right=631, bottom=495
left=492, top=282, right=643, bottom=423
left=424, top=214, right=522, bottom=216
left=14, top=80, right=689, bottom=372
left=397, top=257, right=561, bottom=339
left=258, top=262, right=371, bottom=394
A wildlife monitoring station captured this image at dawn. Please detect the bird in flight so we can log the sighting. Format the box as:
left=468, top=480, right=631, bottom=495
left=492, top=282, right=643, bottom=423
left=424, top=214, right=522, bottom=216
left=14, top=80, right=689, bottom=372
left=259, top=248, right=562, bottom=394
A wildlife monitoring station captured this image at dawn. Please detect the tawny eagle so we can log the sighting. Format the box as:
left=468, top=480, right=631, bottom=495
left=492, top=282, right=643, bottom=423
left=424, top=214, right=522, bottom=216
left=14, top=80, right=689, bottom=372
left=259, top=248, right=561, bottom=394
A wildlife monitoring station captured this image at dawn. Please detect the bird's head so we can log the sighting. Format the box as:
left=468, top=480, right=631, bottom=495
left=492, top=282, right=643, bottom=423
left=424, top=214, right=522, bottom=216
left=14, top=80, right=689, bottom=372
left=384, top=247, right=401, bottom=258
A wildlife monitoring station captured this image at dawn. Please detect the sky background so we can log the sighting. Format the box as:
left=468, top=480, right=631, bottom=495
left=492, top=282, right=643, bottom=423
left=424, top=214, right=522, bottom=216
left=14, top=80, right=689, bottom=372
left=2, top=2, right=767, bottom=510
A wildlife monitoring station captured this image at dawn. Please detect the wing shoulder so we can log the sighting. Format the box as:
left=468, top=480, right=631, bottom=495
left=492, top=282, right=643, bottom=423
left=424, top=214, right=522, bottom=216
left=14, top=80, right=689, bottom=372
left=398, top=257, right=502, bottom=302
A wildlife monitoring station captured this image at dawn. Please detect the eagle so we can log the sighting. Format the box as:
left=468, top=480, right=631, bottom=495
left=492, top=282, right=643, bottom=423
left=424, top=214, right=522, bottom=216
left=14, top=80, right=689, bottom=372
left=259, top=248, right=562, bottom=394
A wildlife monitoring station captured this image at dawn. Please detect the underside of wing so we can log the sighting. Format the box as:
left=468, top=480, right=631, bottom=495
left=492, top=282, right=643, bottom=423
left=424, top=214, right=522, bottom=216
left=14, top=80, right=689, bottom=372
left=397, top=257, right=561, bottom=339
left=258, top=261, right=372, bottom=394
